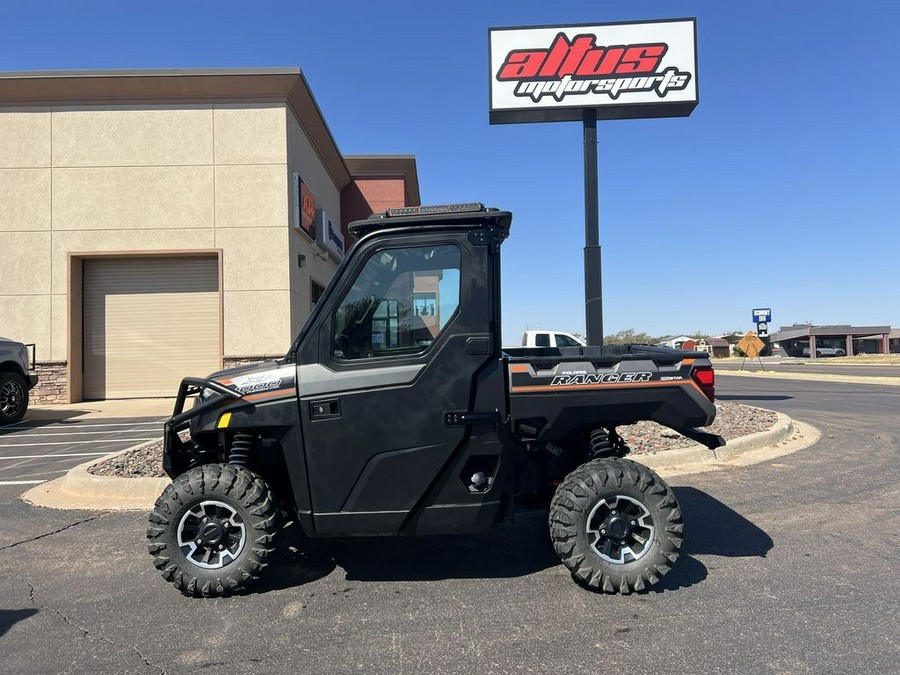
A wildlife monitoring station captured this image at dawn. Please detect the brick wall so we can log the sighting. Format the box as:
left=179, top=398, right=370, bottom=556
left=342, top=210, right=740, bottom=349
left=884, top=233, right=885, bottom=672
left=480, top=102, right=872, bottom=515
left=31, top=361, right=67, bottom=404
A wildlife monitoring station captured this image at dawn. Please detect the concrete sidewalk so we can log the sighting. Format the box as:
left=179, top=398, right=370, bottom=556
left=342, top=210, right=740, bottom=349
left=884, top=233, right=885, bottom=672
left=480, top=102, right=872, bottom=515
left=27, top=398, right=175, bottom=422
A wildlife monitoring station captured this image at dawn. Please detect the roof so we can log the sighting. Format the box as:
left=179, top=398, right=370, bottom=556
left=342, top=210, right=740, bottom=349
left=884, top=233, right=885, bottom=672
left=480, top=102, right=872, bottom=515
left=770, top=324, right=893, bottom=341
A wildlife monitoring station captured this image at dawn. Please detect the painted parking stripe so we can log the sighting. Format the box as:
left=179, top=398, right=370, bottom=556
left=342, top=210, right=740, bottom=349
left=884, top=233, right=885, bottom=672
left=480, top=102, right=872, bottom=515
left=3, top=421, right=164, bottom=431
left=0, top=430, right=162, bottom=438
left=0, top=438, right=156, bottom=448
left=0, top=480, right=48, bottom=485
left=0, top=453, right=113, bottom=460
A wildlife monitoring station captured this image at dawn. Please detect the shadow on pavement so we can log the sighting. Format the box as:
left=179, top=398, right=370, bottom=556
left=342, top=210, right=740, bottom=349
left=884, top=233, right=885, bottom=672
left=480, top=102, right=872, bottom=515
left=256, top=489, right=771, bottom=594
left=0, top=608, right=39, bottom=637
left=675, top=486, right=773, bottom=558
left=257, top=510, right=558, bottom=592
left=649, top=488, right=772, bottom=593
left=0, top=409, right=98, bottom=434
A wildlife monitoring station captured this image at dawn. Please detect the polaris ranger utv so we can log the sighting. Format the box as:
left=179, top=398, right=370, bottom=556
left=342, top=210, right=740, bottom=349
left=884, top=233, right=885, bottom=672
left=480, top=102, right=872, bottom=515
left=148, top=203, right=724, bottom=597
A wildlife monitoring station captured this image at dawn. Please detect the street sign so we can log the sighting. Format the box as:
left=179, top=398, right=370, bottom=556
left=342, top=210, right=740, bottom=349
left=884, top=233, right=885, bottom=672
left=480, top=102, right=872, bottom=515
left=752, top=308, right=771, bottom=323
left=737, top=331, right=765, bottom=359
left=757, top=321, right=768, bottom=335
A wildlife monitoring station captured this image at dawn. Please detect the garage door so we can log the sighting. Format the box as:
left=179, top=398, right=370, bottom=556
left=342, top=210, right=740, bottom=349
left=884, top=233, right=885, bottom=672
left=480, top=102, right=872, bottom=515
left=83, top=257, right=220, bottom=399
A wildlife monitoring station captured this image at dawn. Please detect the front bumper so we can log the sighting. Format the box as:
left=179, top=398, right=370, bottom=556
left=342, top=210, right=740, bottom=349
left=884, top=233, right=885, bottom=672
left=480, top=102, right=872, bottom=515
left=162, top=377, right=242, bottom=478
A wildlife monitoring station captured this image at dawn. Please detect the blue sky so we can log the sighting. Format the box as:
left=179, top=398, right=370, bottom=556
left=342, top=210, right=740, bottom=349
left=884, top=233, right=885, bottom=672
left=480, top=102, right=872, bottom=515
left=3, top=1, right=898, bottom=344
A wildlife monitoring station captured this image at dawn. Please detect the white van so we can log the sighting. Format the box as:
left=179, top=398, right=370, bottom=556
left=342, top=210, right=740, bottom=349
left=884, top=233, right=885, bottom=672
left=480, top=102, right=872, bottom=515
left=521, top=330, right=586, bottom=348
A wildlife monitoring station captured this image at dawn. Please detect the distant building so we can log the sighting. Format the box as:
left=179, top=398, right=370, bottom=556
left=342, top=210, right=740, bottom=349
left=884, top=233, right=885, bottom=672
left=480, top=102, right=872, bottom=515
left=769, top=324, right=896, bottom=357
left=656, top=335, right=730, bottom=358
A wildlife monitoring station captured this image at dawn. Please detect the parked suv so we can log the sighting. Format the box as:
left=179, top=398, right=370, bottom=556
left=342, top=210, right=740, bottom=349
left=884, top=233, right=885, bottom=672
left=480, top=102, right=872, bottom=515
left=802, top=346, right=845, bottom=357
left=0, top=338, right=38, bottom=425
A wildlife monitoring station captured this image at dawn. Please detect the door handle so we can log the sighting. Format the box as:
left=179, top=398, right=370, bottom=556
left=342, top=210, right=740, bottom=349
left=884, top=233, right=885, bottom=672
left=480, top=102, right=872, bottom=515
left=310, top=398, right=341, bottom=420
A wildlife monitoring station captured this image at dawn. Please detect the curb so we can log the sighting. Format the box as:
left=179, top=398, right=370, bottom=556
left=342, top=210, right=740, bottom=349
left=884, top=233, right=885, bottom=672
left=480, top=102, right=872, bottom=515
left=25, top=410, right=797, bottom=511
left=23, top=443, right=170, bottom=511
left=629, top=411, right=794, bottom=471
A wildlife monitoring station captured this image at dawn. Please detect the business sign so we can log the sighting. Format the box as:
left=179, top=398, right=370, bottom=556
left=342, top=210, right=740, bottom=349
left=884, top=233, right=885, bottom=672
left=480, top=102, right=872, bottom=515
left=489, top=18, right=698, bottom=124
left=292, top=172, right=317, bottom=240
left=752, top=308, right=771, bottom=323
left=316, top=209, right=345, bottom=262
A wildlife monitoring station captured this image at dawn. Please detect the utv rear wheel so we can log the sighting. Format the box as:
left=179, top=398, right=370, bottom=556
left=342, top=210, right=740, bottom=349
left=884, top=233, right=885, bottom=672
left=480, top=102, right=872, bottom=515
left=147, top=463, right=281, bottom=597
left=0, top=372, right=28, bottom=426
left=549, top=458, right=682, bottom=593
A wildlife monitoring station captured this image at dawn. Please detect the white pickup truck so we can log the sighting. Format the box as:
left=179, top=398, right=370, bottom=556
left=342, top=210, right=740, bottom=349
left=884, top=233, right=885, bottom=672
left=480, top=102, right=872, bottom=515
left=0, top=337, right=38, bottom=425
left=521, top=329, right=586, bottom=348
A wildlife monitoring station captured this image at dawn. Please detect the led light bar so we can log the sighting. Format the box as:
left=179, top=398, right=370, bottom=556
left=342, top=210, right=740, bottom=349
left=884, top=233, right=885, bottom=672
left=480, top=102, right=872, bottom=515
left=386, top=203, right=485, bottom=218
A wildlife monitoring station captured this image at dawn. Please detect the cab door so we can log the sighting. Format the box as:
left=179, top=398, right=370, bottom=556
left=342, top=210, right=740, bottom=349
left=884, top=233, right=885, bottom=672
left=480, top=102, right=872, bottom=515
left=297, top=231, right=506, bottom=535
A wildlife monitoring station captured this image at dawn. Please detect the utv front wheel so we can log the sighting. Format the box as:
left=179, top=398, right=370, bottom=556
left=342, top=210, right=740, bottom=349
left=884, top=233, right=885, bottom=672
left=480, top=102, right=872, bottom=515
left=147, top=463, right=281, bottom=597
left=549, top=458, right=682, bottom=593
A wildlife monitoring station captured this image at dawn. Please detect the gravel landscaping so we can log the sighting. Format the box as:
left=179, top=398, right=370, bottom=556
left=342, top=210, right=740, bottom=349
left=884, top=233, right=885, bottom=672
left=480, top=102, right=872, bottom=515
left=89, top=401, right=777, bottom=479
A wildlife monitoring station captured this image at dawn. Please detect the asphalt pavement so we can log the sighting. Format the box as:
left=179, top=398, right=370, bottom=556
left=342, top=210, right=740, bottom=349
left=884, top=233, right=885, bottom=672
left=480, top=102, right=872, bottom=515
left=0, top=377, right=898, bottom=674
left=714, top=358, right=900, bottom=378
left=0, top=416, right=164, bottom=503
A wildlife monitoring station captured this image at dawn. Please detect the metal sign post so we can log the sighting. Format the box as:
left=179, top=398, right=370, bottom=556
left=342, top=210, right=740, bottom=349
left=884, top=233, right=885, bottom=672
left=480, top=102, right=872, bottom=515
left=583, top=109, right=603, bottom=345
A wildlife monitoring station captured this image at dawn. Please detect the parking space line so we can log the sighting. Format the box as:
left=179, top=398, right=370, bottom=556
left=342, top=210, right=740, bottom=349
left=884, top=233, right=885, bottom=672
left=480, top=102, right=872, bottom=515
left=3, top=421, right=163, bottom=431
left=0, top=430, right=161, bottom=437
left=0, top=438, right=157, bottom=448
left=0, top=452, right=113, bottom=460
left=0, top=480, right=48, bottom=485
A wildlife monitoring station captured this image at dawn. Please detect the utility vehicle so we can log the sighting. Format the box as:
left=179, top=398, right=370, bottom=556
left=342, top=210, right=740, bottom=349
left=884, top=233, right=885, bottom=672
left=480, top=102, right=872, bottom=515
left=147, top=203, right=724, bottom=597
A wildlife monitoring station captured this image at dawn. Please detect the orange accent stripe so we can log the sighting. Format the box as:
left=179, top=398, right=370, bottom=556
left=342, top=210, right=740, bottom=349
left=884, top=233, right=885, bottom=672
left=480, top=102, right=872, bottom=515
left=243, top=387, right=296, bottom=402
left=510, top=380, right=689, bottom=394
left=682, top=358, right=696, bottom=366
left=509, top=365, right=530, bottom=373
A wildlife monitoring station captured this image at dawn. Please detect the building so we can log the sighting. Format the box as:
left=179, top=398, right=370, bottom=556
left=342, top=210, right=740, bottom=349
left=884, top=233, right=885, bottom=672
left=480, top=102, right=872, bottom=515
left=0, top=69, right=419, bottom=402
left=655, top=335, right=730, bottom=359
left=769, top=324, right=895, bottom=357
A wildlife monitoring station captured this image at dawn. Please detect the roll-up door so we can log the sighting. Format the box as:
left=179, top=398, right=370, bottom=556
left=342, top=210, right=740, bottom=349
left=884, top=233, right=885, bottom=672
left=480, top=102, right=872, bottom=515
left=83, top=257, right=220, bottom=399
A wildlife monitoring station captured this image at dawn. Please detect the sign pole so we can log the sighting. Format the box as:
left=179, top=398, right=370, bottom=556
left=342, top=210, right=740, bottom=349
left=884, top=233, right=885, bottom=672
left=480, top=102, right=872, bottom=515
left=583, top=108, right=603, bottom=346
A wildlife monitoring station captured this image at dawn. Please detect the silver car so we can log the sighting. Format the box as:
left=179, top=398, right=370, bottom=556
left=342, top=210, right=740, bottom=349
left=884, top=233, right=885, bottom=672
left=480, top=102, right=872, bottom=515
left=802, top=346, right=846, bottom=357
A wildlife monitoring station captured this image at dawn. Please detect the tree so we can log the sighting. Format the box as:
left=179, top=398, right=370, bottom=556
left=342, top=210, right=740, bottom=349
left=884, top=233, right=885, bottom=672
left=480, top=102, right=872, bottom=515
left=604, top=329, right=659, bottom=346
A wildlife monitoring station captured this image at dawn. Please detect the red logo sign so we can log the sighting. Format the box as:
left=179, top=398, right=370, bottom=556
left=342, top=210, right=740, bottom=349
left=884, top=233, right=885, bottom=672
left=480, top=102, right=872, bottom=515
left=496, top=32, right=691, bottom=102
left=299, top=179, right=316, bottom=239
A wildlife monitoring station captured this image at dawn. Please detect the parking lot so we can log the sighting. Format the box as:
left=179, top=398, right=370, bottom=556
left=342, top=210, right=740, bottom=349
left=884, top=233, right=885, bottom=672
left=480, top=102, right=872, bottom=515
left=0, top=416, right=164, bottom=502
left=0, top=377, right=898, bottom=673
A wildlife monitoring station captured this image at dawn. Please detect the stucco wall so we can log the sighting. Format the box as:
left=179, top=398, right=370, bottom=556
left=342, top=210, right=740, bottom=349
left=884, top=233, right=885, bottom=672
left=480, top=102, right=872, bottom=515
left=286, top=110, right=341, bottom=338
left=0, top=102, right=311, bottom=371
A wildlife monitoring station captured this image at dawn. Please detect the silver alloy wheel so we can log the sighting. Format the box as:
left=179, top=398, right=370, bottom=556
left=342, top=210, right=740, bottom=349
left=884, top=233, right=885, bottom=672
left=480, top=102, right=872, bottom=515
left=586, top=494, right=655, bottom=564
left=176, top=500, right=247, bottom=569
left=0, top=380, right=24, bottom=417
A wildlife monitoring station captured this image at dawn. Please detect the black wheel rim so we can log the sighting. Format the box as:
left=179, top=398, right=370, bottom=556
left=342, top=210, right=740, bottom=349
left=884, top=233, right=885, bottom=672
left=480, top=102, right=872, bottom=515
left=0, top=380, right=24, bottom=418
left=586, top=494, right=655, bottom=564
left=177, top=500, right=246, bottom=569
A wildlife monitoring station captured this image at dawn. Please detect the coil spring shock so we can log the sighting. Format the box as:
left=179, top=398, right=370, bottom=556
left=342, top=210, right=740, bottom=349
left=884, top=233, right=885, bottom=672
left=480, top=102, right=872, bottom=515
left=589, top=428, right=630, bottom=458
left=590, top=429, right=613, bottom=457
left=228, top=432, right=253, bottom=468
